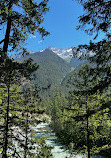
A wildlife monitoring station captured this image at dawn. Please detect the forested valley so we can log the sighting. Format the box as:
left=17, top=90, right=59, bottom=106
left=0, top=0, right=111, bottom=158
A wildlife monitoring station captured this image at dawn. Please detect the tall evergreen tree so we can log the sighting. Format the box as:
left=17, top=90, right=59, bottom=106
left=0, top=58, right=38, bottom=157
left=76, top=0, right=111, bottom=37
left=68, top=65, right=93, bottom=158
left=51, top=88, right=68, bottom=136
left=0, top=0, right=49, bottom=60
left=74, top=0, right=111, bottom=113
left=17, top=83, right=52, bottom=158
left=67, top=65, right=111, bottom=157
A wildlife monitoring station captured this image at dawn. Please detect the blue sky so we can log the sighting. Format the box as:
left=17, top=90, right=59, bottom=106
left=27, top=0, right=86, bottom=51
left=0, top=0, right=105, bottom=53
left=26, top=0, right=105, bottom=52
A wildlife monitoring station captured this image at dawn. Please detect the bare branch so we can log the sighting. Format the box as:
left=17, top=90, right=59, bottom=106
left=0, top=39, right=4, bottom=45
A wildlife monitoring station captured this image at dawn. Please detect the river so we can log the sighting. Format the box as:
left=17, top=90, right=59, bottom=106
left=35, top=122, right=109, bottom=158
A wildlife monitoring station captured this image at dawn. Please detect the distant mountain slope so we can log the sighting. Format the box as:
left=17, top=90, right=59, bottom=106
left=17, top=49, right=72, bottom=94
left=47, top=47, right=88, bottom=68
left=40, top=46, right=73, bottom=62
left=70, top=57, right=87, bottom=68
left=16, top=47, right=89, bottom=96
left=40, top=47, right=87, bottom=67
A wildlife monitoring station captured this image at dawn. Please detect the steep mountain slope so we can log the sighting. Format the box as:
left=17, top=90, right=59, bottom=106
left=17, top=46, right=89, bottom=96
left=70, top=57, right=87, bottom=68
left=40, top=47, right=87, bottom=68
left=17, top=49, right=72, bottom=95
left=40, top=47, right=73, bottom=62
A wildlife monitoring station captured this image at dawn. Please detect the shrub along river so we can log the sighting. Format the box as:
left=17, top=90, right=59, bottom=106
left=35, top=122, right=109, bottom=158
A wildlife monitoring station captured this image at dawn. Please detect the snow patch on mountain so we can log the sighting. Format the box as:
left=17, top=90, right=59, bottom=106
left=29, top=46, right=87, bottom=63
left=47, top=46, right=74, bottom=60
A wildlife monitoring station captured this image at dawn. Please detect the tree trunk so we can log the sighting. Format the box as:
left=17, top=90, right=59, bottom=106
left=2, top=86, right=10, bottom=158
left=24, top=111, right=28, bottom=158
left=85, top=96, right=90, bottom=158
left=2, top=0, right=12, bottom=60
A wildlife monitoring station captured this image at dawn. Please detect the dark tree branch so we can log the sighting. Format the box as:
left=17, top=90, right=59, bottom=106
left=2, top=0, right=13, bottom=59
left=0, top=39, right=4, bottom=44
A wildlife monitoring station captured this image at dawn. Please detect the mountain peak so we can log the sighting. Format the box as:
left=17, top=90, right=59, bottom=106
left=47, top=46, right=74, bottom=60
left=29, top=46, right=78, bottom=62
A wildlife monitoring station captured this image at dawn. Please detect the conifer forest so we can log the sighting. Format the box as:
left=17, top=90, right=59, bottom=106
left=0, top=0, right=111, bottom=158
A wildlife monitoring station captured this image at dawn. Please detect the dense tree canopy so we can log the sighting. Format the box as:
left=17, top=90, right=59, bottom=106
left=0, top=0, right=49, bottom=59
left=76, top=0, right=111, bottom=38
left=0, top=1, right=50, bottom=157
left=74, top=0, right=111, bottom=94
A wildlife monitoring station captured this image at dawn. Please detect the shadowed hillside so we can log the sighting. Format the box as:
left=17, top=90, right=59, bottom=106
left=17, top=49, right=72, bottom=96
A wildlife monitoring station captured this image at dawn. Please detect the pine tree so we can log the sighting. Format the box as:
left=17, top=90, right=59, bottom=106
left=21, top=83, right=40, bottom=158
left=67, top=65, right=111, bottom=157
left=0, top=58, right=38, bottom=157
left=75, top=0, right=111, bottom=96
left=0, top=0, right=49, bottom=60
left=74, top=2, right=111, bottom=145
left=51, top=88, right=68, bottom=136
left=16, top=83, right=52, bottom=158
left=76, top=0, right=111, bottom=37
left=0, top=82, right=23, bottom=157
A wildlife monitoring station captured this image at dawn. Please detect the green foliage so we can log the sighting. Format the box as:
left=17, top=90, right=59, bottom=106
left=67, top=66, right=111, bottom=157
left=0, top=55, right=53, bottom=157
left=73, top=2, right=111, bottom=156
left=75, top=0, right=111, bottom=96
left=11, top=83, right=52, bottom=158
left=0, top=79, right=53, bottom=157
left=17, top=49, right=71, bottom=97
left=0, top=0, right=49, bottom=58
left=0, top=83, right=23, bottom=157
left=76, top=0, right=111, bottom=37
left=36, top=141, right=53, bottom=158
left=50, top=88, right=68, bottom=137
left=48, top=65, right=111, bottom=158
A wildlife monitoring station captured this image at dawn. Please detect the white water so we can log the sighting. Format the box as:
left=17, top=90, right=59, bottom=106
left=36, top=123, right=108, bottom=158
